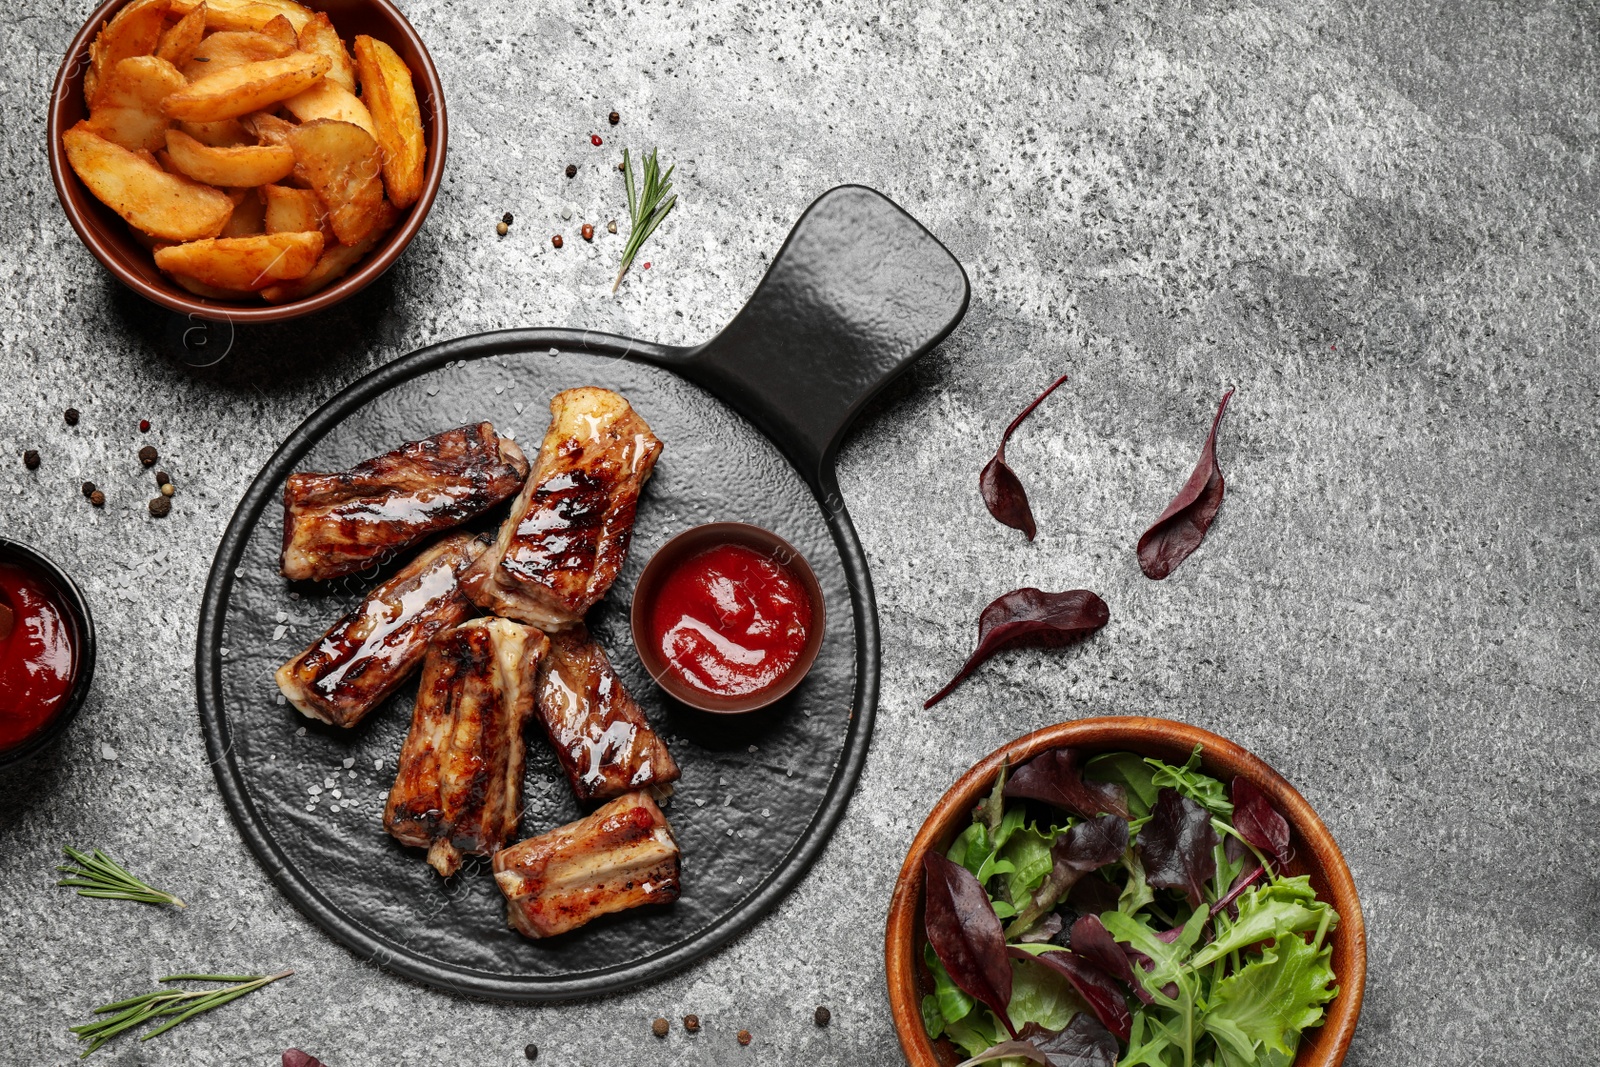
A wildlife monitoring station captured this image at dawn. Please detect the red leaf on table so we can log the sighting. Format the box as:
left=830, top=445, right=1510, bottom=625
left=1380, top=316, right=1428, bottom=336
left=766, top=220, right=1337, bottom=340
left=1137, top=388, right=1235, bottom=579
left=284, top=1052, right=328, bottom=1067
left=923, top=852, right=1017, bottom=1037
left=980, top=373, right=1070, bottom=540
left=1011, top=947, right=1133, bottom=1042
left=1004, top=747, right=1129, bottom=820
left=924, top=588, right=1109, bottom=708
left=1229, top=775, right=1291, bottom=868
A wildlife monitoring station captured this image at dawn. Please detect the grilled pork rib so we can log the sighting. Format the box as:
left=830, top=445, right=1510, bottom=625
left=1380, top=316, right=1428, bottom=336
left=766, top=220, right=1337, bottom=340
left=281, top=422, right=529, bottom=582
left=384, top=617, right=548, bottom=877
left=462, top=388, right=662, bottom=630
left=536, top=625, right=680, bottom=801
left=275, top=534, right=486, bottom=728
left=493, top=791, right=681, bottom=938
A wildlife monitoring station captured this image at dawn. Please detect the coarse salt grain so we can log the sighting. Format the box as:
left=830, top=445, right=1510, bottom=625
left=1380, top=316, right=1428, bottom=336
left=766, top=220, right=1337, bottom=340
left=309, top=785, right=322, bottom=795
left=272, top=625, right=287, bottom=641
left=342, top=757, right=355, bottom=769
left=329, top=805, right=341, bottom=813
left=331, top=789, right=341, bottom=799
left=373, top=758, right=383, bottom=770
left=296, top=726, right=306, bottom=736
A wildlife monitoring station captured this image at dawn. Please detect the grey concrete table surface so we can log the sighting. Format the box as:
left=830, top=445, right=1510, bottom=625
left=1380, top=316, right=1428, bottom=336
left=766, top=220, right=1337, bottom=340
left=2, top=0, right=1596, bottom=1063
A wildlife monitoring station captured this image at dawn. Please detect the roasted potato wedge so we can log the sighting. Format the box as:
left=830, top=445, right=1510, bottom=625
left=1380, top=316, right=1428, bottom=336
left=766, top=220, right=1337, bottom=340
left=155, top=2, right=206, bottom=66
left=165, top=128, right=295, bottom=185
left=241, top=110, right=294, bottom=146
left=170, top=0, right=311, bottom=34
left=219, top=187, right=266, bottom=236
left=63, top=124, right=233, bottom=240
left=154, top=230, right=322, bottom=289
left=82, top=55, right=186, bottom=151
left=287, top=118, right=385, bottom=244
left=351, top=35, right=424, bottom=209
left=262, top=183, right=324, bottom=234
left=258, top=14, right=298, bottom=49
left=295, top=12, right=354, bottom=92
left=178, top=118, right=252, bottom=146
left=261, top=201, right=397, bottom=302
left=86, top=0, right=169, bottom=108
left=181, top=28, right=293, bottom=79
left=283, top=80, right=374, bottom=136
left=164, top=51, right=330, bottom=122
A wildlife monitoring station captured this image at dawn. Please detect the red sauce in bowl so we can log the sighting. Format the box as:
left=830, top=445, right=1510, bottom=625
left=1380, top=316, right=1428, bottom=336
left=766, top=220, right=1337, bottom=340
left=0, top=561, right=80, bottom=752
left=646, top=543, right=814, bottom=699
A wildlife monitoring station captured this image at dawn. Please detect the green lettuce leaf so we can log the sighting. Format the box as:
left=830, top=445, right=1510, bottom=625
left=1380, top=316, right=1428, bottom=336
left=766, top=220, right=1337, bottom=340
left=1007, top=957, right=1088, bottom=1033
left=923, top=942, right=976, bottom=1035
left=997, top=820, right=1067, bottom=905
left=1203, top=933, right=1338, bottom=1065
left=1086, top=752, right=1160, bottom=819
left=949, top=821, right=991, bottom=876
left=1190, top=878, right=1335, bottom=969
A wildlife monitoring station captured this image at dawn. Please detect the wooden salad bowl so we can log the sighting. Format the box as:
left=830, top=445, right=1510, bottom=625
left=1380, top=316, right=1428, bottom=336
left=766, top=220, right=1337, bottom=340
left=884, top=717, right=1366, bottom=1067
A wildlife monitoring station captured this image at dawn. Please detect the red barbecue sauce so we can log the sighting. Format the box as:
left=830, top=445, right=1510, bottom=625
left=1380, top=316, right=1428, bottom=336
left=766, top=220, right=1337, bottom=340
left=647, top=543, right=812, bottom=699
left=0, top=562, right=78, bottom=751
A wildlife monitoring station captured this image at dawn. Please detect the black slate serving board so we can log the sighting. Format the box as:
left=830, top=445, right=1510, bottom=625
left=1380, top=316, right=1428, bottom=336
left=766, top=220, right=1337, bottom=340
left=196, top=186, right=969, bottom=1000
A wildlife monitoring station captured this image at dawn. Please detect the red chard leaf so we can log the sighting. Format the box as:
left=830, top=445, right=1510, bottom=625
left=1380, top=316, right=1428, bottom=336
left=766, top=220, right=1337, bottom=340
left=1011, top=947, right=1132, bottom=1042
left=1021, top=1016, right=1122, bottom=1067
left=1229, top=775, right=1291, bottom=868
left=925, top=588, right=1109, bottom=708
left=1137, top=387, right=1234, bottom=580
left=1004, top=747, right=1130, bottom=819
left=1068, top=915, right=1153, bottom=1005
left=1136, top=787, right=1219, bottom=909
left=922, top=852, right=1017, bottom=1037
left=980, top=373, right=1070, bottom=540
left=1005, top=815, right=1129, bottom=938
left=284, top=1053, right=328, bottom=1067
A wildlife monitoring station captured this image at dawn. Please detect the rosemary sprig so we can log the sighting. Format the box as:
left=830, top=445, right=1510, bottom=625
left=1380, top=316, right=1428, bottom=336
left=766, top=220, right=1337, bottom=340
left=71, top=971, right=293, bottom=1058
left=58, top=846, right=185, bottom=907
left=613, top=146, right=678, bottom=291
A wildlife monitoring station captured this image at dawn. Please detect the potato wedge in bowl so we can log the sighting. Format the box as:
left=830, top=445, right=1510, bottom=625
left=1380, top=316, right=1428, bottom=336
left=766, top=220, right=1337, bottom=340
left=56, top=0, right=435, bottom=311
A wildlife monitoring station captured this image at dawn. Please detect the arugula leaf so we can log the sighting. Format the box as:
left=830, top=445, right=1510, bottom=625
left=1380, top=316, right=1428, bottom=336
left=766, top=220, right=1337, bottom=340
left=1203, top=933, right=1338, bottom=1065
left=1190, top=878, right=1334, bottom=969
left=1137, top=788, right=1220, bottom=909
left=1085, top=752, right=1160, bottom=819
left=1146, top=746, right=1233, bottom=817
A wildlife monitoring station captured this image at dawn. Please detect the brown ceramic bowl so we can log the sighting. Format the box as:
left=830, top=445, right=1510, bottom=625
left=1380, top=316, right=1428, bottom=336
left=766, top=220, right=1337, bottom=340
left=48, top=0, right=446, bottom=323
left=630, top=522, right=825, bottom=714
left=886, top=717, right=1366, bottom=1067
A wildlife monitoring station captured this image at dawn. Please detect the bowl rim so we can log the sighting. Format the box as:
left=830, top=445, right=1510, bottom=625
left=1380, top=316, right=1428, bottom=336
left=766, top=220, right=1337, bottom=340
left=46, top=0, right=448, bottom=324
left=884, top=716, right=1367, bottom=1067
left=0, top=537, right=97, bottom=769
left=629, top=520, right=827, bottom=714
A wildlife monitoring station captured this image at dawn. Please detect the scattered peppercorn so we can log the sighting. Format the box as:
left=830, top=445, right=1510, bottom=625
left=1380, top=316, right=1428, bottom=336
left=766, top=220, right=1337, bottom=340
left=607, top=219, right=618, bottom=234
left=155, top=470, right=171, bottom=487
left=814, top=1006, right=831, bottom=1027
left=590, top=134, right=602, bottom=146
left=523, top=1043, right=538, bottom=1060
left=138, top=445, right=158, bottom=467
left=581, top=223, right=594, bottom=242
left=81, top=481, right=96, bottom=498
left=148, top=495, right=171, bottom=518
left=651, top=1018, right=669, bottom=1038
left=565, top=163, right=577, bottom=178
left=737, top=1030, right=752, bottom=1046
left=618, top=160, right=626, bottom=171
left=89, top=490, right=105, bottom=508
left=609, top=110, right=620, bottom=125
left=161, top=483, right=175, bottom=497
left=683, top=1014, right=700, bottom=1033
left=23, top=450, right=40, bottom=470
left=551, top=234, right=563, bottom=248
left=496, top=221, right=509, bottom=236
left=503, top=211, right=514, bottom=224
left=64, top=407, right=80, bottom=426
left=139, top=419, right=151, bottom=433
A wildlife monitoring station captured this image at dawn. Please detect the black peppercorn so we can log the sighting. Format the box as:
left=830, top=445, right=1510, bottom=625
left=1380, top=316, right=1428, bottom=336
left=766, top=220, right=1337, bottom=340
left=89, top=490, right=105, bottom=507
left=81, top=481, right=96, bottom=497
left=683, top=1014, right=700, bottom=1032
left=523, top=1043, right=538, bottom=1060
left=155, top=470, right=171, bottom=487
left=149, top=495, right=171, bottom=517
left=565, top=163, right=577, bottom=178
left=651, top=1018, right=669, bottom=1038
left=23, top=449, right=40, bottom=470
left=64, top=407, right=80, bottom=426
left=139, top=445, right=158, bottom=467
left=609, top=110, right=620, bottom=125
left=814, top=1005, right=831, bottom=1027
left=503, top=211, right=514, bottom=224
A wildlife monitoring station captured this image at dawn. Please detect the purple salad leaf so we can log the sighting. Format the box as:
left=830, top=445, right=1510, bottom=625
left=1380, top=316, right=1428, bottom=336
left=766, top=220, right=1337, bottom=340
left=923, top=852, right=1017, bottom=1037
left=1137, top=788, right=1219, bottom=909
left=926, top=589, right=1110, bottom=708
left=1004, top=748, right=1130, bottom=820
left=980, top=373, right=1070, bottom=540
left=1011, top=947, right=1132, bottom=1042
left=1024, top=1015, right=1122, bottom=1067
left=1068, top=915, right=1154, bottom=1006
left=1137, top=388, right=1234, bottom=580
left=284, top=1053, right=329, bottom=1067
left=1018, top=912, right=1063, bottom=944
left=1230, top=775, right=1291, bottom=868
left=1005, top=815, right=1129, bottom=939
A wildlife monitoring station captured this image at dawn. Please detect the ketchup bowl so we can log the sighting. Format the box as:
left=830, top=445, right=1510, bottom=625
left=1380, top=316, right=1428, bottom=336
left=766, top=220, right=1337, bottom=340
left=630, top=522, right=825, bottom=714
left=0, top=538, right=95, bottom=769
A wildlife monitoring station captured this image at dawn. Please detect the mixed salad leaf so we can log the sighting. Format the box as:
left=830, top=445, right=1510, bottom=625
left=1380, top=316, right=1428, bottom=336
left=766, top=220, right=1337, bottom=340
left=922, top=745, right=1339, bottom=1067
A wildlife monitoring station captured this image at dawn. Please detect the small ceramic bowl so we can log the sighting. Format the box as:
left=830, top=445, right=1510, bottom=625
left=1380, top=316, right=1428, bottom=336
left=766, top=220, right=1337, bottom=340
left=630, top=522, right=825, bottom=714
left=885, top=717, right=1366, bottom=1067
left=0, top=538, right=97, bottom=770
left=48, top=0, right=447, bottom=323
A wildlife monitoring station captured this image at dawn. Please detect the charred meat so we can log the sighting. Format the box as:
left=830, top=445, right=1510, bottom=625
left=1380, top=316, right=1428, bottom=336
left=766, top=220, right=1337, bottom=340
left=536, top=625, right=680, bottom=801
left=275, top=534, right=485, bottom=728
left=385, top=617, right=548, bottom=877
left=463, top=388, right=661, bottom=630
left=282, top=422, right=529, bottom=582
left=493, top=791, right=680, bottom=938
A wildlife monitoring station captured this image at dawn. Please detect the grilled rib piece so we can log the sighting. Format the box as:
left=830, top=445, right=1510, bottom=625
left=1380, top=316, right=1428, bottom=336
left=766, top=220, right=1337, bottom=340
left=536, top=625, right=680, bottom=801
left=275, top=533, right=486, bottom=728
left=462, top=388, right=662, bottom=630
left=281, top=422, right=529, bottom=582
left=385, top=617, right=549, bottom=877
left=493, top=791, right=681, bottom=938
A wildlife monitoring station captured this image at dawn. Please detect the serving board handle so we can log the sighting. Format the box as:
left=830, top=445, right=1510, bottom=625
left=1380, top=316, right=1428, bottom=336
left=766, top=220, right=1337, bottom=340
left=676, top=185, right=969, bottom=496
